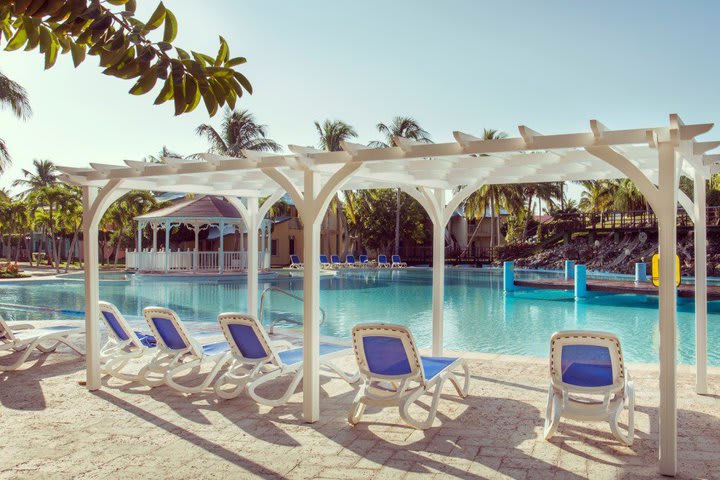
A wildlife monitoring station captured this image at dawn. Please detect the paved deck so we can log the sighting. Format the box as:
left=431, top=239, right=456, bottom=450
left=1, top=328, right=719, bottom=479
left=515, top=278, right=720, bottom=300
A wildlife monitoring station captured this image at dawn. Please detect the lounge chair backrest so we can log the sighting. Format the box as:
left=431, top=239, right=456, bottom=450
left=217, top=313, right=277, bottom=365
left=99, top=301, right=141, bottom=348
left=346, top=255, right=355, bottom=263
left=331, top=255, right=340, bottom=263
left=352, top=323, right=425, bottom=385
left=392, top=255, right=401, bottom=263
left=0, top=315, right=16, bottom=342
left=378, top=255, right=388, bottom=264
left=143, top=307, right=201, bottom=357
left=359, top=255, right=368, bottom=263
left=290, top=255, right=300, bottom=264
left=549, top=330, right=625, bottom=392
left=320, top=255, right=329, bottom=263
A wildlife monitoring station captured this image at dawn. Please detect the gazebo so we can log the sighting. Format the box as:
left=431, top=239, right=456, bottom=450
left=125, top=195, right=272, bottom=273
left=60, top=114, right=720, bottom=476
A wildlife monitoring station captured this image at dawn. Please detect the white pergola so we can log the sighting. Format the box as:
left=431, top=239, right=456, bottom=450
left=60, top=114, right=720, bottom=477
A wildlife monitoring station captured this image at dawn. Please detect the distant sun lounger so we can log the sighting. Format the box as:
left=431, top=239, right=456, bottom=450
left=289, top=255, right=303, bottom=269
left=0, top=315, right=84, bottom=371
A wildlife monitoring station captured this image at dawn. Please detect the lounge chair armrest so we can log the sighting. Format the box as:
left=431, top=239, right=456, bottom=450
left=8, top=323, right=35, bottom=331
left=269, top=340, right=294, bottom=351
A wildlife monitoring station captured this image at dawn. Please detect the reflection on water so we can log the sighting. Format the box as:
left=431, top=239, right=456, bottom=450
left=1, top=269, right=718, bottom=365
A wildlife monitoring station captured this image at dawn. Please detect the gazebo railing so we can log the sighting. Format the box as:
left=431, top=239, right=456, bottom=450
left=126, top=249, right=261, bottom=273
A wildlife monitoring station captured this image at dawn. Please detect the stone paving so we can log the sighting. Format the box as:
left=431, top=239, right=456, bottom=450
left=1, top=328, right=719, bottom=479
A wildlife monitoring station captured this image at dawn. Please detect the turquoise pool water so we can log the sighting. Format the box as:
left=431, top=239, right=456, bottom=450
left=1, top=268, right=718, bottom=365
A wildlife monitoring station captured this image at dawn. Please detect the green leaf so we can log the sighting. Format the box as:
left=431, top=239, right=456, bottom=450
left=183, top=74, right=200, bottom=113
left=201, top=88, right=218, bottom=117
left=129, top=66, right=158, bottom=95
left=175, top=47, right=190, bottom=60
left=38, top=25, right=51, bottom=53
left=5, top=26, right=27, bottom=51
left=22, top=16, right=38, bottom=50
left=153, top=76, right=173, bottom=104
left=224, top=56, right=246, bottom=67
left=214, top=35, right=228, bottom=66
left=170, top=60, right=185, bottom=115
left=125, top=0, right=137, bottom=14
left=145, top=2, right=166, bottom=31
left=70, top=41, right=85, bottom=66
left=44, top=37, right=58, bottom=69
left=163, top=9, right=177, bottom=42
left=233, top=71, right=252, bottom=94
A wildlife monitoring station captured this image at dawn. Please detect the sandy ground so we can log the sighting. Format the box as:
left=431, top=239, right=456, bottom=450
left=1, top=324, right=719, bottom=480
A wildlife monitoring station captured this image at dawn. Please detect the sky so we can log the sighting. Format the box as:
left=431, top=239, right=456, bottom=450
left=1, top=0, right=719, bottom=199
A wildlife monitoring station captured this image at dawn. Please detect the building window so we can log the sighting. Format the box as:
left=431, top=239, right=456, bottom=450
left=271, top=239, right=278, bottom=256
left=289, top=237, right=295, bottom=255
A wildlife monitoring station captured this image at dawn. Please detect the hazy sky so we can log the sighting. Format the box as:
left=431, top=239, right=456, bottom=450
left=1, top=0, right=719, bottom=197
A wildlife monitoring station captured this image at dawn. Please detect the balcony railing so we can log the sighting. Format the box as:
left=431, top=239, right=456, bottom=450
left=125, top=249, right=266, bottom=273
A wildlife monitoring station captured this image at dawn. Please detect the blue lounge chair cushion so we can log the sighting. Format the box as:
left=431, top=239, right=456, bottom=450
left=277, top=343, right=347, bottom=366
left=202, top=341, right=230, bottom=356
left=561, top=344, right=613, bottom=387
left=134, top=331, right=157, bottom=348
left=227, top=323, right=268, bottom=359
left=151, top=317, right=187, bottom=350
left=331, top=255, right=341, bottom=263
left=347, top=256, right=355, bottom=263
left=363, top=336, right=412, bottom=376
left=420, top=356, right=458, bottom=381
left=102, top=311, right=129, bottom=341
left=320, top=255, right=329, bottom=263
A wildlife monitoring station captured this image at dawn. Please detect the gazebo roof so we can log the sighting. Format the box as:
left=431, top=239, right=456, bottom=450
left=135, top=195, right=242, bottom=222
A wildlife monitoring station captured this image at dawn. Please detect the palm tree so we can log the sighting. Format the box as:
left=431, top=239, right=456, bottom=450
left=102, top=191, right=162, bottom=266
left=196, top=108, right=281, bottom=157
left=0, top=70, right=32, bottom=170
left=371, top=116, right=431, bottom=255
left=12, top=159, right=59, bottom=197
left=315, top=119, right=358, bottom=256
left=578, top=180, right=613, bottom=225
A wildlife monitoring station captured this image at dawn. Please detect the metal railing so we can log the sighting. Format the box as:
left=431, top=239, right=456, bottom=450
left=260, top=286, right=326, bottom=333
left=550, top=206, right=720, bottom=231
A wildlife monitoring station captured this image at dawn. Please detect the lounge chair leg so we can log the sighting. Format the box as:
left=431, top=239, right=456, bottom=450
left=447, top=361, right=471, bottom=398
left=348, top=387, right=368, bottom=425
left=609, top=383, right=635, bottom=446
left=165, top=353, right=230, bottom=394
left=0, top=341, right=36, bottom=371
left=214, top=362, right=265, bottom=399
left=399, top=384, right=442, bottom=430
left=543, top=386, right=561, bottom=440
left=247, top=367, right=303, bottom=407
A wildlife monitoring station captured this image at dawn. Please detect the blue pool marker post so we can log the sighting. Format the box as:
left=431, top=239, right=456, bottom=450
left=574, top=264, right=587, bottom=299
left=564, top=260, right=575, bottom=279
left=503, top=261, right=515, bottom=292
left=635, top=262, right=647, bottom=282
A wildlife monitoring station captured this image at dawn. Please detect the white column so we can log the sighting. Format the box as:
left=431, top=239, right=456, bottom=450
left=431, top=188, right=446, bottom=356
left=82, top=186, right=101, bottom=390
left=193, top=225, right=200, bottom=273
left=152, top=224, right=158, bottom=251
left=219, top=219, right=225, bottom=274
left=136, top=222, right=143, bottom=253
left=693, top=172, right=708, bottom=394
left=246, top=198, right=259, bottom=316
left=260, top=221, right=266, bottom=272
left=657, top=141, right=678, bottom=476
left=164, top=219, right=170, bottom=272
left=302, top=170, right=321, bottom=423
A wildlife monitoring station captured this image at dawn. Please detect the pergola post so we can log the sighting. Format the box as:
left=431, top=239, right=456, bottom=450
left=193, top=224, right=200, bottom=273
left=136, top=221, right=143, bottom=253
left=657, top=140, right=678, bottom=476
left=302, top=169, right=322, bottom=422
left=219, top=219, right=225, bottom=274
left=260, top=221, right=266, bottom=271
left=82, top=181, right=124, bottom=391
left=431, top=188, right=446, bottom=356
left=693, top=171, right=708, bottom=394
left=245, top=198, right=259, bottom=315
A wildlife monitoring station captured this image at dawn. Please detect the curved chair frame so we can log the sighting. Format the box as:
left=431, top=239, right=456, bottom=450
left=142, top=307, right=230, bottom=393
left=0, top=317, right=84, bottom=371
left=544, top=330, right=635, bottom=445
left=349, top=323, right=469, bottom=430
left=214, top=313, right=358, bottom=405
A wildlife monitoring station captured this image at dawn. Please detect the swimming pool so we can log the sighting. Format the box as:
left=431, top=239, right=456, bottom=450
left=1, top=268, right=718, bottom=365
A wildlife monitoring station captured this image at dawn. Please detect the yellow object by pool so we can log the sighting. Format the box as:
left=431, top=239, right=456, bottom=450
left=651, top=254, right=680, bottom=287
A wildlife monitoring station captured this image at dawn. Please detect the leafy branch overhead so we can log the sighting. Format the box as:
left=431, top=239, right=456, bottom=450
left=0, top=0, right=251, bottom=116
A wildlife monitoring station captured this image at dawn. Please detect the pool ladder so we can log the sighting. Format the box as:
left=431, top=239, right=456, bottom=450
left=260, top=286, right=326, bottom=334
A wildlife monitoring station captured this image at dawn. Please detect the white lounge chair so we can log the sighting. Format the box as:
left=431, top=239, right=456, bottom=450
left=358, top=255, right=369, bottom=267
left=289, top=255, right=303, bottom=269
left=214, top=313, right=358, bottom=405
left=98, top=301, right=158, bottom=382
left=320, top=255, right=331, bottom=269
left=142, top=307, right=231, bottom=393
left=0, top=315, right=84, bottom=371
left=377, top=255, right=390, bottom=268
left=345, top=255, right=357, bottom=267
left=544, top=330, right=635, bottom=445
left=349, top=323, right=470, bottom=429
left=391, top=255, right=407, bottom=268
